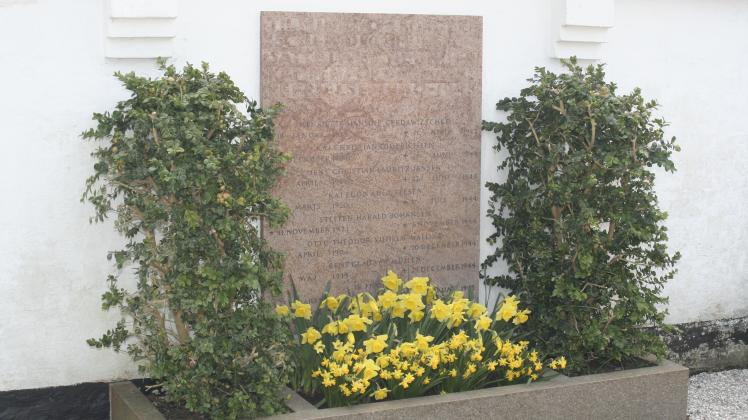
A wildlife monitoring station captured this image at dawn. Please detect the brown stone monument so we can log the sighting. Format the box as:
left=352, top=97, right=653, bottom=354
left=260, top=11, right=482, bottom=298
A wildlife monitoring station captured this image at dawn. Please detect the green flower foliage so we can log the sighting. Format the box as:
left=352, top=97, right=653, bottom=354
left=482, top=58, right=681, bottom=373
left=82, top=61, right=292, bottom=418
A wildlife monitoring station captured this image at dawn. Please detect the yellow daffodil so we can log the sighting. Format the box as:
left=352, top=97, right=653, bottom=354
left=475, top=315, right=492, bottom=331
left=320, top=296, right=340, bottom=311
left=378, top=290, right=397, bottom=309
left=415, top=333, right=434, bottom=351
left=337, top=320, right=350, bottom=334
left=313, top=341, right=325, bottom=354
left=301, top=327, right=322, bottom=344
left=401, top=293, right=425, bottom=312
left=496, top=295, right=519, bottom=322
left=367, top=300, right=382, bottom=321
left=360, top=359, right=380, bottom=381
left=462, top=362, right=477, bottom=378
left=428, top=352, right=440, bottom=369
left=399, top=342, right=418, bottom=358
left=343, top=314, right=372, bottom=332
left=381, top=270, right=402, bottom=291
left=330, top=363, right=348, bottom=377
left=468, top=302, right=487, bottom=319
left=291, top=300, right=312, bottom=320
left=322, top=321, right=340, bottom=335
left=376, top=355, right=390, bottom=369
left=430, top=299, right=451, bottom=322
left=400, top=373, right=415, bottom=389
left=408, top=309, right=425, bottom=322
left=404, top=277, right=429, bottom=295
left=447, top=308, right=466, bottom=328
left=339, top=384, right=351, bottom=396
left=512, top=309, right=531, bottom=325
left=275, top=305, right=290, bottom=316
left=449, top=330, right=468, bottom=350
left=452, top=296, right=468, bottom=310
left=321, top=372, right=336, bottom=387
left=391, top=301, right=407, bottom=318
left=373, top=387, right=389, bottom=400
left=364, top=335, right=389, bottom=354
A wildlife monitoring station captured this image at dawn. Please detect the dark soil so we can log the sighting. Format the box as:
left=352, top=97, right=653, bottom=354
left=296, top=389, right=324, bottom=407
left=565, top=356, right=656, bottom=377
left=132, top=379, right=206, bottom=420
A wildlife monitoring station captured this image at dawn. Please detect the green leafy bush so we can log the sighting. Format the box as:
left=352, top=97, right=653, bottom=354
left=83, top=61, right=292, bottom=419
left=481, top=58, right=680, bottom=373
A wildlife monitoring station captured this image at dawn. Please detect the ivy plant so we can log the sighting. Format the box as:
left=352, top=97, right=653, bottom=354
left=482, top=58, right=681, bottom=373
left=83, top=61, right=292, bottom=419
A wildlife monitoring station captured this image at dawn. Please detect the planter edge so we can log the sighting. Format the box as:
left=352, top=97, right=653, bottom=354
left=264, top=356, right=688, bottom=419
left=112, top=356, right=688, bottom=420
left=110, top=381, right=166, bottom=420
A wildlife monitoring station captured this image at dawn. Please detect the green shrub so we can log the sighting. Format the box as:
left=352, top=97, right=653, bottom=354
left=83, top=61, right=292, bottom=418
left=481, top=58, right=680, bottom=373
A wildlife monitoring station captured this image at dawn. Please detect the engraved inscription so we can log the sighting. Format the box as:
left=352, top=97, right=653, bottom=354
left=261, top=12, right=482, bottom=298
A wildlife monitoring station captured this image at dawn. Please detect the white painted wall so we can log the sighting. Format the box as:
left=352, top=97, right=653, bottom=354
left=0, top=0, right=746, bottom=391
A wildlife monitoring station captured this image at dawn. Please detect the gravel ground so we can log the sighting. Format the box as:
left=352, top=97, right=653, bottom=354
left=688, top=369, right=748, bottom=419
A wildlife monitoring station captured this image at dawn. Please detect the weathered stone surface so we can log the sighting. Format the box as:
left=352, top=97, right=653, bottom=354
left=110, top=382, right=165, bottom=420
left=662, top=315, right=748, bottom=372
left=260, top=12, right=483, bottom=298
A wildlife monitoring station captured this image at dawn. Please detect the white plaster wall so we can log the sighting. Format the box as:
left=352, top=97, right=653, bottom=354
left=0, top=0, right=746, bottom=391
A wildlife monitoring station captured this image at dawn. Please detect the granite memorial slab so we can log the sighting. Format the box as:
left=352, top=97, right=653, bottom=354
left=260, top=11, right=482, bottom=298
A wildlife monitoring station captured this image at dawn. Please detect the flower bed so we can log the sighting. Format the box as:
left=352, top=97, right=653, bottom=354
left=111, top=356, right=688, bottom=419
left=277, top=272, right=565, bottom=408
left=109, top=272, right=689, bottom=419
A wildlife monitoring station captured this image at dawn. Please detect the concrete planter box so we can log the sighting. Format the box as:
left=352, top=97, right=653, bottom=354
left=111, top=357, right=688, bottom=420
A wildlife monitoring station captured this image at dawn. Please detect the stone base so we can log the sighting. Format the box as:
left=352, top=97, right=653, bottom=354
left=110, top=382, right=165, bottom=420
left=111, top=357, right=688, bottom=420
left=663, top=316, right=748, bottom=373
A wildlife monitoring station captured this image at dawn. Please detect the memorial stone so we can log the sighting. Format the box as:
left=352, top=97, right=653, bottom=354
left=261, top=11, right=482, bottom=298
